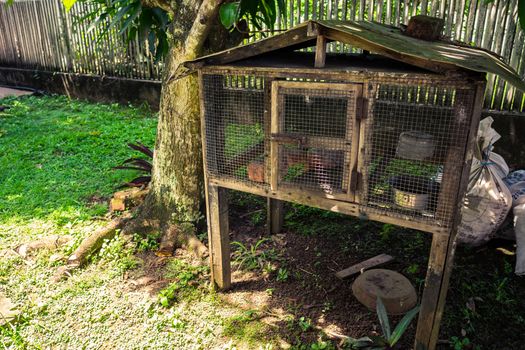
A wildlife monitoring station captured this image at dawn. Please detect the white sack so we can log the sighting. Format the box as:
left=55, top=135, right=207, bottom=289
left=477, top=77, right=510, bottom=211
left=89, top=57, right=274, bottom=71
left=457, top=117, right=513, bottom=247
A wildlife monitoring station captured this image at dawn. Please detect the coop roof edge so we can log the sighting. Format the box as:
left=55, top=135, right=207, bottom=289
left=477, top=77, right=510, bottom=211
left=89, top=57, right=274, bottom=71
left=184, top=19, right=525, bottom=92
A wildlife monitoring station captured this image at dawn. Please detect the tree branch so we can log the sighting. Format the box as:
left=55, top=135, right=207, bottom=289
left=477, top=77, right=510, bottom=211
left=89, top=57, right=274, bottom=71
left=183, top=0, right=224, bottom=60
left=141, top=0, right=174, bottom=15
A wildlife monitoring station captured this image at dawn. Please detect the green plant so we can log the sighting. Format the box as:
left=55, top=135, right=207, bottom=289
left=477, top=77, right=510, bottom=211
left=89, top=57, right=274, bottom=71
left=310, top=340, right=335, bottom=350
left=345, top=297, right=420, bottom=349
left=95, top=233, right=138, bottom=272
left=297, top=316, right=312, bottom=332
left=114, top=141, right=153, bottom=188
left=379, top=224, right=395, bottom=241
left=231, top=238, right=278, bottom=271
left=276, top=267, right=289, bottom=282
left=133, top=232, right=160, bottom=252
left=284, top=163, right=307, bottom=181
left=450, top=336, right=480, bottom=350
left=158, top=260, right=209, bottom=307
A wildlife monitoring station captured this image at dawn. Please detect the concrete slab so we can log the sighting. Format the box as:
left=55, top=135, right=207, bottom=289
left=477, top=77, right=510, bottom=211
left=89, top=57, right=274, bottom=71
left=0, top=86, right=32, bottom=98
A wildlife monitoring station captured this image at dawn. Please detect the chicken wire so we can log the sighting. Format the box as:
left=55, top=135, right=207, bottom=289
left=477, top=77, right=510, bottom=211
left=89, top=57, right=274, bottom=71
left=361, top=80, right=476, bottom=227
left=275, top=86, right=356, bottom=194
left=202, top=74, right=267, bottom=184
left=201, top=70, right=478, bottom=228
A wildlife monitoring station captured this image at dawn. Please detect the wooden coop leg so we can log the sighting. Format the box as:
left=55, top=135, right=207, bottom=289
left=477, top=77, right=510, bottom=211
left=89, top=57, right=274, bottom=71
left=267, top=198, right=284, bottom=234
left=206, top=184, right=231, bottom=290
left=314, top=35, right=327, bottom=68
left=415, top=232, right=457, bottom=350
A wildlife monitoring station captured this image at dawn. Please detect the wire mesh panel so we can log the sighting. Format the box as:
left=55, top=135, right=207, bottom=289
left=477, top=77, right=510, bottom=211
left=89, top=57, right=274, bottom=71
left=272, top=82, right=361, bottom=196
left=202, top=74, right=267, bottom=185
left=361, top=79, right=476, bottom=227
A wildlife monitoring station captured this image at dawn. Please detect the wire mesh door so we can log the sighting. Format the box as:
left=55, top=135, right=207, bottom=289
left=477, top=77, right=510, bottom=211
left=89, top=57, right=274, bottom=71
left=270, top=81, right=363, bottom=201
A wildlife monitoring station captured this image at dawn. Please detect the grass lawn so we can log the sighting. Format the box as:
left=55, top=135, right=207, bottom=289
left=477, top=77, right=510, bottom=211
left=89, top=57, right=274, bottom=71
left=1, top=95, right=524, bottom=350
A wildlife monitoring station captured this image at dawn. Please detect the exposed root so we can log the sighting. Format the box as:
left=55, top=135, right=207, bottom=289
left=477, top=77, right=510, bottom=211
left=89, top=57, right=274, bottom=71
left=67, top=214, right=132, bottom=268
left=16, top=235, right=72, bottom=258
left=156, top=223, right=208, bottom=258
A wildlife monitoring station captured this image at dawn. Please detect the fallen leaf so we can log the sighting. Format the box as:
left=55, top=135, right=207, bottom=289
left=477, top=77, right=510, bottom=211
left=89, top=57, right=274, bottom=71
left=0, top=293, right=20, bottom=326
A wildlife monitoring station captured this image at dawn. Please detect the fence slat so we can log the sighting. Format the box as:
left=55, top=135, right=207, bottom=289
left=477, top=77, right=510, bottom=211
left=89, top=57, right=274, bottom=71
left=0, top=0, right=524, bottom=113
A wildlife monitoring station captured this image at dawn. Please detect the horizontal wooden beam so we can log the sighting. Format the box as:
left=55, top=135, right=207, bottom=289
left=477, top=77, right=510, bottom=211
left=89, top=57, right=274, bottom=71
left=208, top=176, right=450, bottom=235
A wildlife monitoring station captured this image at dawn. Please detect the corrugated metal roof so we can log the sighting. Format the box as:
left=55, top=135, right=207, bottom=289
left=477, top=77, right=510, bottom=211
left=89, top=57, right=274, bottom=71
left=185, top=20, right=525, bottom=92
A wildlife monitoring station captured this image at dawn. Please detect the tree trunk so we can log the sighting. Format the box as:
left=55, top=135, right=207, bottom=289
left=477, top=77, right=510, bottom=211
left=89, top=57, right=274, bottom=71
left=139, top=0, right=225, bottom=255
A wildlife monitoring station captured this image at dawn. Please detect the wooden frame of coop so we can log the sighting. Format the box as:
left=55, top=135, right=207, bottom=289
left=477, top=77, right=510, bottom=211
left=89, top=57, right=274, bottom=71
left=186, top=20, right=525, bottom=350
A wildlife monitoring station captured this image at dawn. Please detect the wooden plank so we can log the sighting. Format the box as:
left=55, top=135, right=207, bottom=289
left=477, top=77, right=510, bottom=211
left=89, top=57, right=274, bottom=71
left=209, top=177, right=450, bottom=235
left=355, top=79, right=372, bottom=205
left=435, top=87, right=476, bottom=224
left=335, top=253, right=393, bottom=279
left=199, top=72, right=230, bottom=291
left=414, top=232, right=454, bottom=350
left=347, top=83, right=363, bottom=201
left=207, top=184, right=231, bottom=290
left=314, top=35, right=328, bottom=68
left=185, top=24, right=315, bottom=70
left=270, top=81, right=280, bottom=191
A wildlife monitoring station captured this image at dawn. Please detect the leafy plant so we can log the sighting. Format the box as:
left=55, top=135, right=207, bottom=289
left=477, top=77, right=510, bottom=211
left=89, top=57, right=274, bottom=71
left=379, top=224, right=395, bottom=241
left=219, top=0, right=286, bottom=31
left=95, top=233, right=138, bottom=273
left=133, top=232, right=160, bottom=252
left=114, top=141, right=153, bottom=188
left=297, top=316, right=312, bottom=332
left=59, top=0, right=286, bottom=60
left=345, top=297, right=420, bottom=349
left=231, top=238, right=278, bottom=271
left=158, top=262, right=207, bottom=307
left=450, top=336, right=479, bottom=350
left=81, top=0, right=169, bottom=60
left=276, top=267, right=289, bottom=282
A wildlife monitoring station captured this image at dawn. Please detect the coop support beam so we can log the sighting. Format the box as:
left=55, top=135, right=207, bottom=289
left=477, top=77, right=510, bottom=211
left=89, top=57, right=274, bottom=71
left=415, top=83, right=485, bottom=350
left=206, top=184, right=231, bottom=290
left=314, top=35, right=327, bottom=68
left=267, top=198, right=284, bottom=234
left=414, top=232, right=456, bottom=350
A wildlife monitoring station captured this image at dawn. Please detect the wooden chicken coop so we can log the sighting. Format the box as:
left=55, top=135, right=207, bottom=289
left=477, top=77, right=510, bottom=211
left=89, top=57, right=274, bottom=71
left=185, top=19, right=525, bottom=350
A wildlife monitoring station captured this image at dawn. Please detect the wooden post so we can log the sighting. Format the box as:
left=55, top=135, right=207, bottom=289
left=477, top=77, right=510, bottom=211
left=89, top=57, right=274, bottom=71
left=414, top=232, right=456, bottom=350
left=264, top=77, right=285, bottom=234
left=314, top=35, right=327, bottom=68
left=206, top=184, right=231, bottom=290
left=267, top=197, right=284, bottom=234
left=415, top=82, right=485, bottom=350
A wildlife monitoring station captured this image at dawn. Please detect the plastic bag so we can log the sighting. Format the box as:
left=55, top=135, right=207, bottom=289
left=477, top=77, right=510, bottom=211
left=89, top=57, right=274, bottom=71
left=457, top=117, right=513, bottom=247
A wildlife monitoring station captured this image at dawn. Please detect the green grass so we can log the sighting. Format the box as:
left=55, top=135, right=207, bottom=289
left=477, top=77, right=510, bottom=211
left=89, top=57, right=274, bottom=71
left=0, top=95, right=282, bottom=350
left=0, top=95, right=156, bottom=236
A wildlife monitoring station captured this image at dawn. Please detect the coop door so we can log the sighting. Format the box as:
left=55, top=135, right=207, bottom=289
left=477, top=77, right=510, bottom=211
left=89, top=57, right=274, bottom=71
left=270, top=81, right=363, bottom=201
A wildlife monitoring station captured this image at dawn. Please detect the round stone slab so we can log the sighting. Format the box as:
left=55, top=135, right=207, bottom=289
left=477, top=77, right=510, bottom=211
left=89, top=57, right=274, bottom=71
left=352, top=269, right=417, bottom=315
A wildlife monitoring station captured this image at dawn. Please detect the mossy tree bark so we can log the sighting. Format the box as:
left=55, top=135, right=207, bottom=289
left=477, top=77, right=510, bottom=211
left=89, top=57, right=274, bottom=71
left=138, top=0, right=229, bottom=256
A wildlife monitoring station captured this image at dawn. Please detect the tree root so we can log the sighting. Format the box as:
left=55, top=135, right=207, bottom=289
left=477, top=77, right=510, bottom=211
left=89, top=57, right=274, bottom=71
left=54, top=210, right=207, bottom=281
left=15, top=235, right=72, bottom=258
left=67, top=214, right=132, bottom=268
left=156, top=223, right=208, bottom=258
